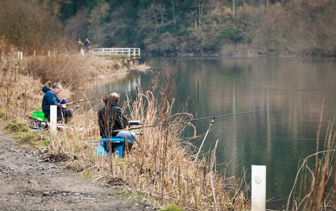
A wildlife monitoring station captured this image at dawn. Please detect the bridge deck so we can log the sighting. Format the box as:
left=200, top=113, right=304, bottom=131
left=89, top=48, right=140, bottom=58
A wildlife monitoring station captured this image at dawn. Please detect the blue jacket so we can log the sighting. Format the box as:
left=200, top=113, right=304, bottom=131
left=42, top=86, right=61, bottom=118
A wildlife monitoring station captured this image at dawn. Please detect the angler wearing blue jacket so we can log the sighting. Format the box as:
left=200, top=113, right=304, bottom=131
left=42, top=82, right=73, bottom=122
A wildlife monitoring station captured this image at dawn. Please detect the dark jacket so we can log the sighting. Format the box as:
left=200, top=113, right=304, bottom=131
left=42, top=86, right=61, bottom=119
left=98, top=99, right=129, bottom=137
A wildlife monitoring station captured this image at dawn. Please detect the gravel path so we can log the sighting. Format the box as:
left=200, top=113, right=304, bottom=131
left=0, top=129, right=153, bottom=211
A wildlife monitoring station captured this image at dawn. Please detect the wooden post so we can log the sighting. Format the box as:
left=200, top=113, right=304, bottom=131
left=48, top=50, right=50, bottom=57
left=50, top=105, right=57, bottom=133
left=251, top=165, right=266, bottom=211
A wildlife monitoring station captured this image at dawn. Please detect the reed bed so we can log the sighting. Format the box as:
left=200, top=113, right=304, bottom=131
left=1, top=54, right=249, bottom=210
left=0, top=57, right=42, bottom=119
left=287, top=105, right=336, bottom=211
left=24, top=53, right=138, bottom=90
left=47, top=85, right=250, bottom=210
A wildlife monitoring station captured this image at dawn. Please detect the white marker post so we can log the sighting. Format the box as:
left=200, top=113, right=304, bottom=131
left=50, top=105, right=57, bottom=133
left=251, top=165, right=266, bottom=211
left=17, top=51, right=23, bottom=59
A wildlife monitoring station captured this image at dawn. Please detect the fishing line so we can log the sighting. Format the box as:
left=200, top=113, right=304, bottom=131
left=124, top=107, right=287, bottom=131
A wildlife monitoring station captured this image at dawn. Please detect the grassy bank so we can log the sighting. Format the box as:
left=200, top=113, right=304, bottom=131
left=0, top=54, right=249, bottom=210
left=2, top=52, right=335, bottom=210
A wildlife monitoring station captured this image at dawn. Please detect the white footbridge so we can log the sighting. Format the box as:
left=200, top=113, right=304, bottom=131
left=89, top=48, right=140, bottom=58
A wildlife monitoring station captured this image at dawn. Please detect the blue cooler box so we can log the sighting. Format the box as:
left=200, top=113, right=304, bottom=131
left=100, top=137, right=125, bottom=158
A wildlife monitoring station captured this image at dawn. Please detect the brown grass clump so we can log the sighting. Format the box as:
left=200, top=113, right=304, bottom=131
left=24, top=53, right=141, bottom=90
left=0, top=56, right=42, bottom=119
left=287, top=103, right=336, bottom=211
left=48, top=87, right=249, bottom=210
left=1, top=54, right=247, bottom=210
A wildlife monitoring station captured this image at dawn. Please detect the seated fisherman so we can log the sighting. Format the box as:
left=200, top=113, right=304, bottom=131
left=42, top=82, right=73, bottom=123
left=98, top=92, right=136, bottom=144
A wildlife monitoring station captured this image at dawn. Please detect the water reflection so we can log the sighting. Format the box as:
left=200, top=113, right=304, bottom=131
left=80, top=72, right=142, bottom=102
left=141, top=57, right=336, bottom=209
left=89, top=57, right=336, bottom=209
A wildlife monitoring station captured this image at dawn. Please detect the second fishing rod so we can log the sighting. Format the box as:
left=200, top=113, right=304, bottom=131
left=120, top=107, right=287, bottom=132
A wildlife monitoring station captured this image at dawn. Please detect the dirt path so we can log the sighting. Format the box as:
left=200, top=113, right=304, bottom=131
left=0, top=129, right=154, bottom=211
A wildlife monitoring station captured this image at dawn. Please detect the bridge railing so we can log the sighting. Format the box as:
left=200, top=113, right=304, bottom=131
left=89, top=48, right=141, bottom=58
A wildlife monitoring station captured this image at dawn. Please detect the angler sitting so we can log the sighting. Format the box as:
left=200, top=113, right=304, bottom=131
left=42, top=82, right=73, bottom=123
left=98, top=92, right=136, bottom=149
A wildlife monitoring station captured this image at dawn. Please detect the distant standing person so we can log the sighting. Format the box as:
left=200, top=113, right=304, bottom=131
left=77, top=39, right=83, bottom=51
left=84, top=38, right=90, bottom=53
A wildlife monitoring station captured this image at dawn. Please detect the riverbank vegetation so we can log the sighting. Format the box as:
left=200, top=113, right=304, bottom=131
left=0, top=54, right=249, bottom=210
left=286, top=106, right=336, bottom=210
left=1, top=0, right=335, bottom=57
left=1, top=40, right=336, bottom=211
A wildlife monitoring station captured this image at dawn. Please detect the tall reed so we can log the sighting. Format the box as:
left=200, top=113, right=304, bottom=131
left=1, top=54, right=249, bottom=210
left=46, top=86, right=249, bottom=210
left=287, top=106, right=336, bottom=210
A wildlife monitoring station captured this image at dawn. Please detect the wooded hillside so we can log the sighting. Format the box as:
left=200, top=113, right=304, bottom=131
left=1, top=0, right=335, bottom=56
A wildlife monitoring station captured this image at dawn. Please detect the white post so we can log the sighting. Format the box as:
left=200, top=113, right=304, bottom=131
left=50, top=105, right=57, bottom=133
left=251, top=165, right=266, bottom=211
left=48, top=50, right=50, bottom=57
left=18, top=51, right=23, bottom=59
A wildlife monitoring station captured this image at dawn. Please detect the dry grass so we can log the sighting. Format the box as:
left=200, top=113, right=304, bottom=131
left=1, top=54, right=248, bottom=210
left=0, top=56, right=42, bottom=119
left=48, top=87, right=249, bottom=210
left=287, top=104, right=336, bottom=211
left=23, top=53, right=142, bottom=90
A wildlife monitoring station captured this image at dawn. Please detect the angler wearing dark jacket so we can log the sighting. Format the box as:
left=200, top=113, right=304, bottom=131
left=42, top=83, right=72, bottom=122
left=98, top=92, right=136, bottom=143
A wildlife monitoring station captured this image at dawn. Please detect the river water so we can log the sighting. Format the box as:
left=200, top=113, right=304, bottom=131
left=89, top=57, right=336, bottom=209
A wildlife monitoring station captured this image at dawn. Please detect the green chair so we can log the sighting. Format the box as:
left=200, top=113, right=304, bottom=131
left=31, top=111, right=47, bottom=122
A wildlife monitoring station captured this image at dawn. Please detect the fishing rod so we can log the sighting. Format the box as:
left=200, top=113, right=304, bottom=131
left=125, top=107, right=287, bottom=131
left=41, top=97, right=100, bottom=109
left=66, top=97, right=100, bottom=105
left=66, top=88, right=138, bottom=106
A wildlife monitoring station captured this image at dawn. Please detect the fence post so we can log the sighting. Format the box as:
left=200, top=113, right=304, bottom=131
left=251, top=165, right=266, bottom=211
left=50, top=105, right=57, bottom=133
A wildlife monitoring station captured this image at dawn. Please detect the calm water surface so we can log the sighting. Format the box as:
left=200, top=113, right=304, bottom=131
left=88, top=57, right=336, bottom=209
